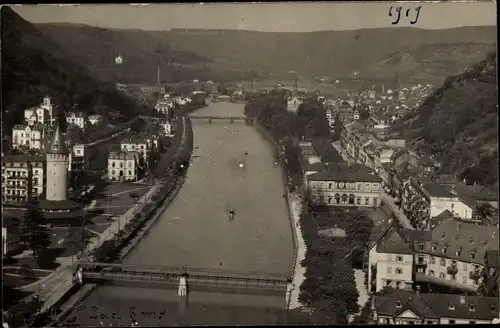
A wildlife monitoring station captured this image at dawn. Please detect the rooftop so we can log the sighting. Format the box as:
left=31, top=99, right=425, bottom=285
left=2, top=154, right=45, bottom=165
left=48, top=125, right=69, bottom=155
left=109, top=151, right=137, bottom=160
left=308, top=167, right=381, bottom=183
left=422, top=181, right=455, bottom=198
left=428, top=219, right=499, bottom=264
left=374, top=289, right=499, bottom=321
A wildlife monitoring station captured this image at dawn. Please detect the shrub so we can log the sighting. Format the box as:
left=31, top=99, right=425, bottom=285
left=94, top=240, right=116, bottom=262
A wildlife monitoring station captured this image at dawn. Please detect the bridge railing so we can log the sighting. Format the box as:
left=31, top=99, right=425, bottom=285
left=78, top=262, right=289, bottom=281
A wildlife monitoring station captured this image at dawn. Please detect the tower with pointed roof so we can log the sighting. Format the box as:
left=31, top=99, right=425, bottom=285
left=45, top=124, right=69, bottom=201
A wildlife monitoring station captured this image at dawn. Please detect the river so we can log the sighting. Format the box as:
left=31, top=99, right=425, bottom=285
left=69, top=102, right=294, bottom=326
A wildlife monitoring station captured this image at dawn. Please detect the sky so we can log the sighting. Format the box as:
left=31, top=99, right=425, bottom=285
left=12, top=2, right=497, bottom=32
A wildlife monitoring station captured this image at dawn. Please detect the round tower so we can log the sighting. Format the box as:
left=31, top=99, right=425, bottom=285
left=46, top=125, right=69, bottom=201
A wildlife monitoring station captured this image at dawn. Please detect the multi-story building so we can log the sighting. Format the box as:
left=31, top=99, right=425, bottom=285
left=369, top=219, right=499, bottom=294
left=108, top=151, right=138, bottom=181
left=155, top=98, right=175, bottom=119
left=24, top=96, right=55, bottom=126
left=66, top=112, right=86, bottom=130
left=373, top=290, right=499, bottom=324
left=12, top=123, right=47, bottom=150
left=402, top=177, right=475, bottom=230
left=121, top=137, right=149, bottom=164
left=160, top=122, right=173, bottom=137
left=1, top=154, right=45, bottom=204
left=307, top=166, right=382, bottom=207
left=332, top=102, right=355, bottom=123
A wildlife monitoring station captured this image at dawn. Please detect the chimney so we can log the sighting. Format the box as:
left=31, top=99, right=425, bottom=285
left=416, top=285, right=421, bottom=296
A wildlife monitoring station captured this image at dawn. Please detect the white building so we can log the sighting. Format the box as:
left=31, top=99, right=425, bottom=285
left=45, top=125, right=69, bottom=202
left=66, top=112, right=86, bottom=130
left=108, top=151, right=137, bottom=181
left=368, top=220, right=499, bottom=294
left=161, top=122, right=173, bottom=137
left=12, top=123, right=46, bottom=150
left=121, top=137, right=149, bottom=164
left=287, top=97, right=302, bottom=113
left=24, top=96, right=55, bottom=126
left=155, top=98, right=175, bottom=117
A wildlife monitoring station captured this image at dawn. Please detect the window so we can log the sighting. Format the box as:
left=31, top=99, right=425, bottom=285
left=387, top=267, right=392, bottom=274
left=442, top=247, right=448, bottom=254
left=429, top=270, right=435, bottom=276
left=440, top=272, right=445, bottom=279
left=365, top=197, right=369, bottom=205
left=373, top=197, right=378, bottom=205
left=440, top=258, right=446, bottom=266
left=448, top=304, right=455, bottom=310
left=470, top=252, right=476, bottom=260
left=469, top=321, right=476, bottom=324
left=463, top=276, right=468, bottom=284
left=112, top=162, right=116, bottom=168
left=469, top=304, right=475, bottom=312
left=128, top=170, right=132, bottom=175
left=456, top=249, right=462, bottom=256
left=432, top=245, right=437, bottom=252
left=357, top=197, right=361, bottom=205
left=430, top=257, right=436, bottom=264
left=396, top=301, right=402, bottom=308
left=395, top=268, right=403, bottom=274
left=120, top=163, right=124, bottom=168
left=128, top=162, right=132, bottom=168
left=426, top=321, right=434, bottom=324
left=448, top=320, right=455, bottom=324
left=417, top=256, right=425, bottom=264
left=463, top=263, right=468, bottom=271
left=418, top=243, right=425, bottom=251
left=396, top=256, right=403, bottom=262
left=357, top=183, right=361, bottom=190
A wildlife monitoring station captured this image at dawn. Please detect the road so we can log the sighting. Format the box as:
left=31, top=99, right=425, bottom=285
left=331, top=141, right=414, bottom=230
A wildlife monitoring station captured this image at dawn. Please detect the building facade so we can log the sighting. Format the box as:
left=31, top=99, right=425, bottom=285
left=369, top=220, right=499, bottom=294
left=121, top=137, right=149, bottom=164
left=2, top=155, right=45, bottom=204
left=307, top=169, right=382, bottom=207
left=12, top=123, right=46, bottom=150
left=66, top=112, right=86, bottom=130
left=2, top=215, right=21, bottom=257
left=287, top=97, right=302, bottom=113
left=108, top=151, right=138, bottom=181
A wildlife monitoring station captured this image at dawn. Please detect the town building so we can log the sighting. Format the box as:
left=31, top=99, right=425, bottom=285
left=160, top=122, right=173, bottom=137
left=2, top=154, right=45, bottom=204
left=2, top=215, right=21, bottom=257
left=155, top=98, right=175, bottom=119
left=66, top=112, right=86, bottom=130
left=24, top=96, right=55, bottom=126
left=368, top=219, right=499, bottom=294
left=402, top=177, right=475, bottom=230
left=12, top=123, right=47, bottom=150
left=372, top=290, right=499, bottom=324
left=287, top=97, right=302, bottom=113
left=307, top=165, right=382, bottom=207
left=108, top=151, right=138, bottom=181
left=121, top=137, right=149, bottom=164
left=331, top=102, right=355, bottom=123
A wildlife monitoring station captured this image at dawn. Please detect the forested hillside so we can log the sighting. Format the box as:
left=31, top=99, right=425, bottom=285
left=36, top=22, right=496, bottom=84
left=36, top=23, right=231, bottom=84
left=391, top=52, right=497, bottom=187
left=1, top=7, right=149, bottom=133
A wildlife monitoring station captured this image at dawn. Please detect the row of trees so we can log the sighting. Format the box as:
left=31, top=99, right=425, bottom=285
left=298, top=200, right=375, bottom=322
left=244, top=90, right=330, bottom=142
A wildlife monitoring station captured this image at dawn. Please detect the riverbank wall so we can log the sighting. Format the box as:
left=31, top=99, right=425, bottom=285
left=254, top=121, right=298, bottom=281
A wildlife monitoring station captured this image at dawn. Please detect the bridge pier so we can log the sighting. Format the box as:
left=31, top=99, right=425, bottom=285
left=230, top=118, right=234, bottom=124
left=208, top=117, right=212, bottom=123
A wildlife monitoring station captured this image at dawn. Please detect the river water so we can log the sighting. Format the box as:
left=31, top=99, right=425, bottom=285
left=70, top=102, right=294, bottom=326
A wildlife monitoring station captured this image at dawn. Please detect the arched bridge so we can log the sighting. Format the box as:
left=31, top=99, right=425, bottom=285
left=78, top=262, right=289, bottom=293
left=189, top=116, right=255, bottom=124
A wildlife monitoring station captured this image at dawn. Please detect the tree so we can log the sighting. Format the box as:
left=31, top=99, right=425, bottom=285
left=20, top=201, right=51, bottom=260
left=67, top=228, right=95, bottom=257
left=66, top=123, right=83, bottom=145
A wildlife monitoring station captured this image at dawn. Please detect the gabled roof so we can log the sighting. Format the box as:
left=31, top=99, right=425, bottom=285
left=428, top=219, right=499, bottom=264
left=375, top=290, right=499, bottom=321
left=375, top=225, right=414, bottom=255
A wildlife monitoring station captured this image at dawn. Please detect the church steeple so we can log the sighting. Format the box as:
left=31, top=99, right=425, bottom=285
left=48, top=124, right=68, bottom=155
left=157, top=62, right=161, bottom=85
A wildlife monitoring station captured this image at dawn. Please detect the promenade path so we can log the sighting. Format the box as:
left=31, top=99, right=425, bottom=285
left=287, top=193, right=306, bottom=309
